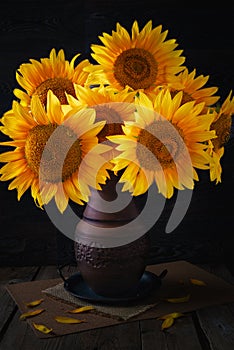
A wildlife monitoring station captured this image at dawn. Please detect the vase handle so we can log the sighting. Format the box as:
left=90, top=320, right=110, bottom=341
left=57, top=264, right=69, bottom=282
left=158, top=269, right=168, bottom=279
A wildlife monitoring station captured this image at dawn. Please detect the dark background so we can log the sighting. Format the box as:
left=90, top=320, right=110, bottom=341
left=0, top=0, right=233, bottom=269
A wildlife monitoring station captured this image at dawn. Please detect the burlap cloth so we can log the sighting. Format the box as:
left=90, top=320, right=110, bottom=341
left=6, top=261, right=234, bottom=338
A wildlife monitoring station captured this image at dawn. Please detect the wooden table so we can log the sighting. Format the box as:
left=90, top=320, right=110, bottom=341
left=0, top=262, right=234, bottom=350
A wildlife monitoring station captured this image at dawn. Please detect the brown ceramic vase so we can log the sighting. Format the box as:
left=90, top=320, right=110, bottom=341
left=74, top=172, right=150, bottom=297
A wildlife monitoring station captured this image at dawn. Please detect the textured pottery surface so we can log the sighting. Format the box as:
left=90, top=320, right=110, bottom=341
left=74, top=233, right=150, bottom=297
left=74, top=172, right=151, bottom=297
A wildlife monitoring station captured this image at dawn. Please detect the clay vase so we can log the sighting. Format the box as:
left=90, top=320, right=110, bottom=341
left=74, top=171, right=150, bottom=297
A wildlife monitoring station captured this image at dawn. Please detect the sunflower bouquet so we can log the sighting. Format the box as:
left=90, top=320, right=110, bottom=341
left=0, top=20, right=233, bottom=214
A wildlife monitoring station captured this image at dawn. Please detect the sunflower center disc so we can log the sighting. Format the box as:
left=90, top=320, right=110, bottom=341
left=211, top=113, right=232, bottom=151
left=25, top=124, right=82, bottom=182
left=94, top=104, right=124, bottom=142
left=171, top=90, right=194, bottom=104
left=136, top=122, right=184, bottom=170
left=35, top=77, right=76, bottom=105
left=114, top=48, right=158, bottom=90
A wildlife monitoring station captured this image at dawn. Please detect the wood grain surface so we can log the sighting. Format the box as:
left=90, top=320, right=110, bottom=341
left=0, top=262, right=234, bottom=349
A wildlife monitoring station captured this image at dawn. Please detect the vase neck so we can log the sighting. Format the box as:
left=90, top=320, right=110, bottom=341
left=83, top=172, right=139, bottom=222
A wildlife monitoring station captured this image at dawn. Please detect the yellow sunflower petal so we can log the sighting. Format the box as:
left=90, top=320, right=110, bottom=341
left=0, top=94, right=111, bottom=212
left=33, top=323, right=53, bottom=334
left=15, top=48, right=91, bottom=106
left=54, top=316, right=85, bottom=324
left=90, top=20, right=185, bottom=93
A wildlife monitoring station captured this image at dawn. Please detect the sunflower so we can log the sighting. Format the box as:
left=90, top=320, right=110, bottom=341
left=157, top=68, right=220, bottom=110
left=87, top=20, right=185, bottom=93
left=0, top=90, right=112, bottom=213
left=208, top=90, right=234, bottom=183
left=71, top=85, right=136, bottom=143
left=108, top=90, right=216, bottom=198
left=14, top=48, right=92, bottom=107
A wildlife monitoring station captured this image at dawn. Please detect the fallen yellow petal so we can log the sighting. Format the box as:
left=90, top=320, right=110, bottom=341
left=158, top=312, right=184, bottom=320
left=19, top=309, right=45, bottom=320
left=164, top=294, right=190, bottom=303
left=25, top=299, right=44, bottom=307
left=190, top=278, right=207, bottom=286
left=54, top=316, right=85, bottom=324
left=161, top=317, right=174, bottom=330
left=67, top=305, right=95, bottom=314
left=33, top=323, right=53, bottom=334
